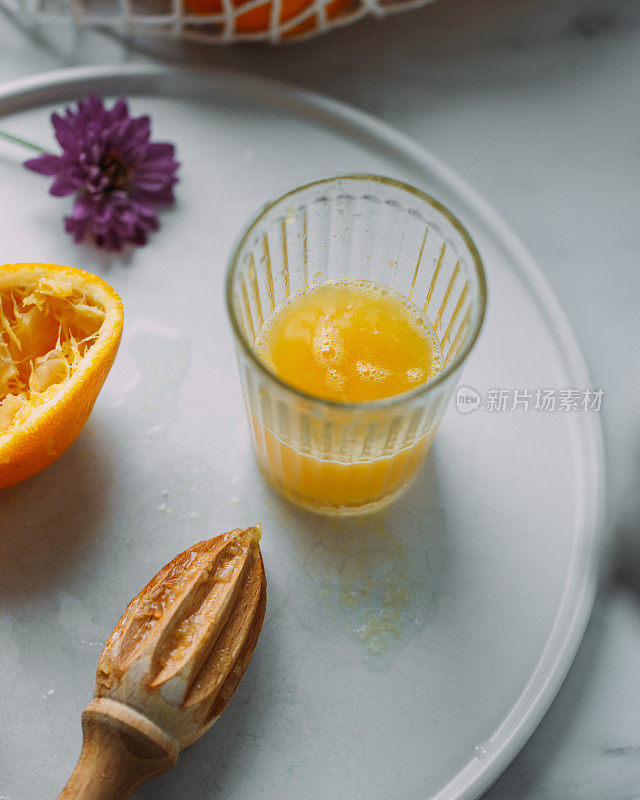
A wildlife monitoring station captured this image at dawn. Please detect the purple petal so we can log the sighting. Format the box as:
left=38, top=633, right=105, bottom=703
left=64, top=214, right=89, bottom=243
left=83, top=95, right=105, bottom=118
left=49, top=176, right=81, bottom=197
left=128, top=197, right=157, bottom=220
left=24, top=153, right=61, bottom=176
left=70, top=193, right=95, bottom=221
left=111, top=98, right=129, bottom=122
left=145, top=142, right=176, bottom=159
left=54, top=128, right=79, bottom=152
left=92, top=200, right=115, bottom=229
left=140, top=187, right=176, bottom=205
left=130, top=175, right=173, bottom=193
left=51, top=112, right=68, bottom=134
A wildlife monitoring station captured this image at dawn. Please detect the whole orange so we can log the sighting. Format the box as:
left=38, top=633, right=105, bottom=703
left=0, top=262, right=123, bottom=489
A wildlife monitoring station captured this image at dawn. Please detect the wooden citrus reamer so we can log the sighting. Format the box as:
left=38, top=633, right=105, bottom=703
left=57, top=526, right=266, bottom=800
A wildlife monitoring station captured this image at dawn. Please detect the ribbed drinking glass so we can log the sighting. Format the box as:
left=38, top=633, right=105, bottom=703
left=226, top=174, right=486, bottom=515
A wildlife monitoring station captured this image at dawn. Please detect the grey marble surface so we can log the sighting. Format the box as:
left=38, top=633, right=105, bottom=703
left=0, top=1, right=639, bottom=797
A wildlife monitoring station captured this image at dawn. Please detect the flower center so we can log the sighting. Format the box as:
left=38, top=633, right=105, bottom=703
left=100, top=149, right=130, bottom=191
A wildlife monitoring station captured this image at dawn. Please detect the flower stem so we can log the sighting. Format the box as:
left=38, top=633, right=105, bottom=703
left=0, top=130, right=48, bottom=153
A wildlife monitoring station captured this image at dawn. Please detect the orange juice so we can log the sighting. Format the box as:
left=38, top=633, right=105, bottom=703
left=250, top=280, right=444, bottom=512
left=255, top=280, right=442, bottom=403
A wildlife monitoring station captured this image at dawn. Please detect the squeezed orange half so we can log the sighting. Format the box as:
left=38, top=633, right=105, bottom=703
left=0, top=263, right=123, bottom=488
left=252, top=280, right=443, bottom=511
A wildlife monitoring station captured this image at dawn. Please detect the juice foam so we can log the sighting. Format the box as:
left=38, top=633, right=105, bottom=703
left=255, top=280, right=443, bottom=402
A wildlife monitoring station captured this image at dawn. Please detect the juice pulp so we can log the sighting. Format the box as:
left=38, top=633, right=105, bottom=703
left=252, top=280, right=444, bottom=512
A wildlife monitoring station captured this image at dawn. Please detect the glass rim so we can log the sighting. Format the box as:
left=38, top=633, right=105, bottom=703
left=225, top=173, right=487, bottom=411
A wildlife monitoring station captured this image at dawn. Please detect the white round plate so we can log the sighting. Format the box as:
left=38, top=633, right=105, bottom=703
left=0, top=65, right=604, bottom=800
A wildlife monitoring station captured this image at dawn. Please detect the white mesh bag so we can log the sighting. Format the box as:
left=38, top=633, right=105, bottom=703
left=6, top=0, right=436, bottom=43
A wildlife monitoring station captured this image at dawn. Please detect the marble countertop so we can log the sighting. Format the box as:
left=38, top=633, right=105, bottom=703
left=1, top=1, right=639, bottom=797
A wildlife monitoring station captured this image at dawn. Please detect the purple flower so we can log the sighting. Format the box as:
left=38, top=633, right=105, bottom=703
left=25, top=95, right=179, bottom=252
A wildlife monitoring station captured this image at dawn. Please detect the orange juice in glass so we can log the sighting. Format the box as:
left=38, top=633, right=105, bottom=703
left=226, top=175, right=486, bottom=515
